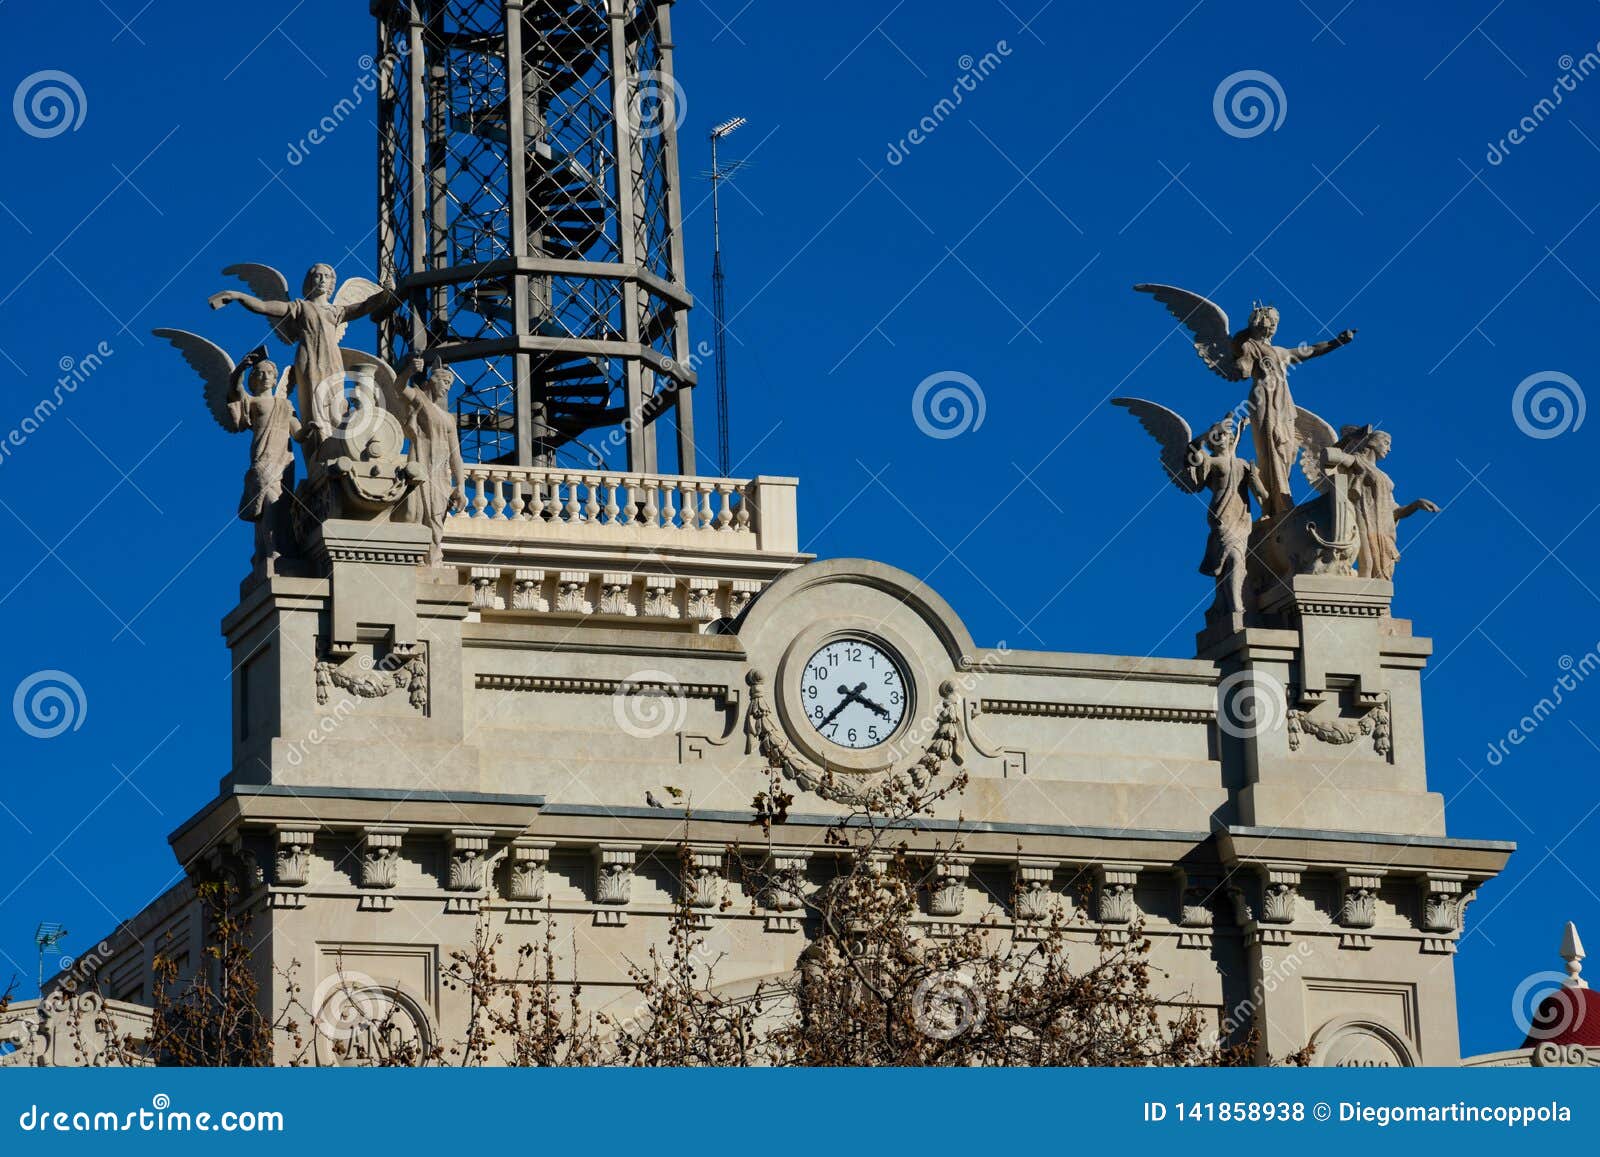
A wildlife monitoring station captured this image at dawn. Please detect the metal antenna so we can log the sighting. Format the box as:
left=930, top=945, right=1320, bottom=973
left=34, top=922, right=67, bottom=992
left=709, top=116, right=747, bottom=476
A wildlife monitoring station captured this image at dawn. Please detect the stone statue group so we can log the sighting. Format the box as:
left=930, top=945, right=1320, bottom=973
left=154, top=263, right=466, bottom=569
left=1115, top=284, right=1438, bottom=632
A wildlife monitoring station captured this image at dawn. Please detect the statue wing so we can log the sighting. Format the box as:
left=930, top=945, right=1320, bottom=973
left=222, top=262, right=289, bottom=301
left=151, top=328, right=237, bottom=431
left=1110, top=397, right=1203, bottom=494
left=1132, top=283, right=1242, bottom=382
left=222, top=263, right=294, bottom=343
left=331, top=277, right=399, bottom=343
left=1293, top=405, right=1340, bottom=493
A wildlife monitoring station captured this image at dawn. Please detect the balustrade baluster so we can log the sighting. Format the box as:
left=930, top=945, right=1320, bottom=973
left=603, top=478, right=620, bottom=526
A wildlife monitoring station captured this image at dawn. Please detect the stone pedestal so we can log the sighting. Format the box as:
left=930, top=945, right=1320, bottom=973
left=1200, top=573, right=1443, bottom=837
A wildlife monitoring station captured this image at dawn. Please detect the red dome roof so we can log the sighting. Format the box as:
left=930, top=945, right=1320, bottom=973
left=1521, top=986, right=1600, bottom=1048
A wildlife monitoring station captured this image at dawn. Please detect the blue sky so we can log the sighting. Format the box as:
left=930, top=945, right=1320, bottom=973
left=1, top=1, right=1598, bottom=1057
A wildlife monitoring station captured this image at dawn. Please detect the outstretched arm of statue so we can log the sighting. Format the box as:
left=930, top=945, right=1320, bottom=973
left=1290, top=328, right=1357, bottom=364
left=208, top=290, right=291, bottom=319
left=1396, top=498, right=1440, bottom=521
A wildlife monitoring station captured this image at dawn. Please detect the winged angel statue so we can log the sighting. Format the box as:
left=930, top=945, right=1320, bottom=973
left=209, top=263, right=398, bottom=445
left=1292, top=408, right=1439, bottom=581
left=1133, top=284, right=1356, bottom=517
left=150, top=332, right=298, bottom=567
left=1112, top=398, right=1264, bottom=631
left=156, top=260, right=470, bottom=569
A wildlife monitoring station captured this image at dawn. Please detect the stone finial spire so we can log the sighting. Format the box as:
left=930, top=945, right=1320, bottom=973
left=1561, top=921, right=1587, bottom=989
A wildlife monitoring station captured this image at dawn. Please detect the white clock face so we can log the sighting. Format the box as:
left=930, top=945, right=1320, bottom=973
left=798, top=638, right=909, bottom=750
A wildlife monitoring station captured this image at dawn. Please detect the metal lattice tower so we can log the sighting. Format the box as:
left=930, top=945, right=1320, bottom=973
left=372, top=0, right=697, bottom=473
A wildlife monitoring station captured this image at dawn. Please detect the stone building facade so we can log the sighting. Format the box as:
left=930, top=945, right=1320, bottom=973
left=4, top=469, right=1511, bottom=1066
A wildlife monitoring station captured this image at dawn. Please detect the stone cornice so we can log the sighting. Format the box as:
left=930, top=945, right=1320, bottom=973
left=475, top=673, right=739, bottom=708
left=976, top=698, right=1213, bottom=724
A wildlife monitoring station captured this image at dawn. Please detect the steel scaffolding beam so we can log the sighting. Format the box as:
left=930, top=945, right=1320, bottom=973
left=372, top=0, right=697, bottom=473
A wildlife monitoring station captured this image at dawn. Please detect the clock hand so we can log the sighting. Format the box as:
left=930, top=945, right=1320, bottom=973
left=852, top=692, right=892, bottom=720
left=817, top=683, right=866, bottom=729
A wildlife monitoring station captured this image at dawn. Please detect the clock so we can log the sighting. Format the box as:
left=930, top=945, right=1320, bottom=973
left=797, top=638, right=909, bottom=750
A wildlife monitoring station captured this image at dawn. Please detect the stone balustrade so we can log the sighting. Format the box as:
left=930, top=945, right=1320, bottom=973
left=446, top=467, right=800, bottom=555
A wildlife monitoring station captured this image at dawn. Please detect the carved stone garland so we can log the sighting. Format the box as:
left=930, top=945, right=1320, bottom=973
left=744, top=670, right=963, bottom=807
left=316, top=646, right=429, bottom=713
left=1286, top=695, right=1390, bottom=757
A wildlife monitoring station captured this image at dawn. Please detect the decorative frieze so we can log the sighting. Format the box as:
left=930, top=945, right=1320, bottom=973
left=976, top=699, right=1212, bottom=725
left=274, top=827, right=316, bottom=889
left=686, top=578, right=720, bottom=621
left=315, top=646, right=428, bottom=713
left=594, top=845, right=639, bottom=925
left=1260, top=866, right=1301, bottom=925
left=1227, top=866, right=1300, bottom=947
left=555, top=571, right=593, bottom=614
left=483, top=568, right=765, bottom=622
left=600, top=573, right=637, bottom=617
left=762, top=851, right=810, bottom=931
left=1421, top=873, right=1470, bottom=937
left=447, top=830, right=492, bottom=893
left=1178, top=870, right=1218, bottom=949
left=686, top=848, right=725, bottom=912
left=728, top=579, right=762, bottom=618
left=1096, top=865, right=1141, bottom=925
left=359, top=827, right=406, bottom=904
left=1286, top=696, right=1392, bottom=758
left=470, top=566, right=500, bottom=610
left=641, top=575, right=680, bottom=619
left=1014, top=861, right=1056, bottom=923
left=511, top=569, right=548, bottom=611
left=1338, top=870, right=1382, bottom=930
left=928, top=858, right=971, bottom=918
left=476, top=673, right=737, bottom=710
left=505, top=840, right=553, bottom=902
